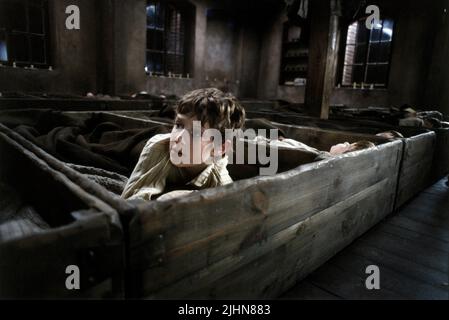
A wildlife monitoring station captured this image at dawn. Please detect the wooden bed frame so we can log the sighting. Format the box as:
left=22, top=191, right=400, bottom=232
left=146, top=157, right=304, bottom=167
left=0, top=123, right=124, bottom=299
left=243, top=111, right=437, bottom=209
left=0, top=110, right=403, bottom=299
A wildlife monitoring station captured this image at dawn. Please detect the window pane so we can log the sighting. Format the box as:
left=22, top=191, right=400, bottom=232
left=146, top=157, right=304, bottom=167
left=146, top=1, right=188, bottom=76
left=30, top=35, right=45, bottom=63
left=146, top=51, right=164, bottom=73
left=147, top=3, right=157, bottom=28
left=0, top=30, right=7, bottom=61
left=342, top=17, right=394, bottom=87
left=147, top=1, right=164, bottom=29
left=381, top=19, right=394, bottom=42
left=368, top=42, right=380, bottom=63
left=368, top=41, right=392, bottom=63
left=342, top=64, right=364, bottom=85
left=10, top=33, right=29, bottom=62
left=342, top=65, right=354, bottom=86
left=366, top=64, right=389, bottom=85
left=352, top=65, right=365, bottom=83
left=29, top=5, right=44, bottom=34
left=346, top=22, right=358, bottom=45
left=354, top=44, right=367, bottom=64
left=166, top=53, right=183, bottom=74
left=378, top=42, right=391, bottom=63
left=167, top=6, right=184, bottom=54
left=369, top=20, right=383, bottom=43
left=147, top=29, right=164, bottom=50
left=356, top=21, right=368, bottom=44
left=167, top=32, right=184, bottom=54
left=7, top=2, right=27, bottom=31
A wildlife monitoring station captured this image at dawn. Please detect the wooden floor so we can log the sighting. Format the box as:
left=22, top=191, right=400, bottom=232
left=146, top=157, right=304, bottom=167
left=280, top=178, right=449, bottom=300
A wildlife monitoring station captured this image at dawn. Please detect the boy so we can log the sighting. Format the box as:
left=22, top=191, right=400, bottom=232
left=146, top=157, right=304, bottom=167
left=121, top=88, right=245, bottom=201
left=329, top=141, right=376, bottom=155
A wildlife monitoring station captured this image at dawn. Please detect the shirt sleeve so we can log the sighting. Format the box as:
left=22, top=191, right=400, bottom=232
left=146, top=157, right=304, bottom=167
left=121, top=133, right=172, bottom=201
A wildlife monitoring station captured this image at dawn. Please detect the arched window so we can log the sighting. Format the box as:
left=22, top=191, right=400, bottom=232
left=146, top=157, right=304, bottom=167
left=146, top=0, right=194, bottom=77
left=340, top=18, right=394, bottom=87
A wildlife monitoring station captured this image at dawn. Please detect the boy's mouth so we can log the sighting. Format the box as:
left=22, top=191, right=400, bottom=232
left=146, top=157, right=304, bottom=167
left=170, top=145, right=183, bottom=158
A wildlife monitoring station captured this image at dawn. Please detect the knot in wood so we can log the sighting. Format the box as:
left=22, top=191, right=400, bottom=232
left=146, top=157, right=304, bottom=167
left=251, top=190, right=269, bottom=214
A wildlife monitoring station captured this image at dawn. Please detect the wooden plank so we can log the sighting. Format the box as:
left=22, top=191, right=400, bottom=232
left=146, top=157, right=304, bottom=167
left=0, top=122, right=135, bottom=220
left=307, top=262, right=401, bottom=300
left=0, top=213, right=124, bottom=299
left=395, top=132, right=435, bottom=208
left=133, top=141, right=399, bottom=246
left=0, top=126, right=124, bottom=299
left=246, top=111, right=435, bottom=210
left=274, top=122, right=389, bottom=152
left=284, top=177, right=449, bottom=300
left=343, top=241, right=448, bottom=289
left=130, top=141, right=401, bottom=297
left=358, top=227, right=448, bottom=273
left=327, top=247, right=449, bottom=300
left=0, top=130, right=117, bottom=219
left=148, top=177, right=395, bottom=298
left=432, top=128, right=449, bottom=180
left=247, top=112, right=435, bottom=210
left=422, top=185, right=448, bottom=196
left=0, top=98, right=162, bottom=111
left=400, top=201, right=449, bottom=228
left=376, top=223, right=449, bottom=253
left=279, top=279, right=341, bottom=300
left=387, top=215, right=449, bottom=243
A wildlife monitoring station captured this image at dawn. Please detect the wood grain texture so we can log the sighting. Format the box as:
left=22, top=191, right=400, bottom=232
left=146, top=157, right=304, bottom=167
left=283, top=179, right=449, bottom=300
left=0, top=128, right=124, bottom=299
left=246, top=112, right=436, bottom=209
left=432, top=128, right=449, bottom=181
left=396, top=132, right=436, bottom=208
left=128, top=140, right=401, bottom=298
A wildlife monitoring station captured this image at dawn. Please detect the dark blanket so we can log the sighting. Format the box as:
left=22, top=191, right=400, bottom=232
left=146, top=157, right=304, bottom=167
left=5, top=111, right=170, bottom=176
left=0, top=182, right=49, bottom=240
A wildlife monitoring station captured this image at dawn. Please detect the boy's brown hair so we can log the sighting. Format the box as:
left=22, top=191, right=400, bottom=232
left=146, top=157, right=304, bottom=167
left=348, top=140, right=376, bottom=152
left=377, top=130, right=404, bottom=139
left=176, top=88, right=246, bottom=135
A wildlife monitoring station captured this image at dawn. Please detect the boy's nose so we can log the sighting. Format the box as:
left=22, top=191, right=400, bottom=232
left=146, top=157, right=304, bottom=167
left=171, top=129, right=185, bottom=143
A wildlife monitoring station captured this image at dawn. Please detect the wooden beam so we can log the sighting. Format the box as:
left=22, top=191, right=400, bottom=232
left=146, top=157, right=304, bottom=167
left=305, top=0, right=341, bottom=119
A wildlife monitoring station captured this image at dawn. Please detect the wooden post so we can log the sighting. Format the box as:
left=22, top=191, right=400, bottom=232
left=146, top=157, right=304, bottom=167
left=305, top=0, right=341, bottom=119
left=95, top=0, right=117, bottom=95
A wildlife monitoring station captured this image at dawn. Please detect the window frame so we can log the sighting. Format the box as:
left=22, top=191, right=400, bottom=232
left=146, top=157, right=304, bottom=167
left=146, top=0, right=189, bottom=77
left=338, top=17, right=395, bottom=89
left=0, top=0, right=51, bottom=68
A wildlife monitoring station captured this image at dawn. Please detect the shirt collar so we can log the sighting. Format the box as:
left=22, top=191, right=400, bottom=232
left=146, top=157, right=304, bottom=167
left=188, top=155, right=229, bottom=188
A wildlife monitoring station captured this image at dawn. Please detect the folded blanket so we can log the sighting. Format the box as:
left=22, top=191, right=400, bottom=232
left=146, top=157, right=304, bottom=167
left=3, top=111, right=170, bottom=176
left=65, top=163, right=129, bottom=195
left=0, top=182, right=49, bottom=242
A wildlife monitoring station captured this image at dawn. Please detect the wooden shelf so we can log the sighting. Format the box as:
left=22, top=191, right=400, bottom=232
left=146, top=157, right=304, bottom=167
left=280, top=23, right=310, bottom=85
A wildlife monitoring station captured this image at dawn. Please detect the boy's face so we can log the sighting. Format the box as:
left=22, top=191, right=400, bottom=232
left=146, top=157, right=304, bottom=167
left=169, top=113, right=214, bottom=167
